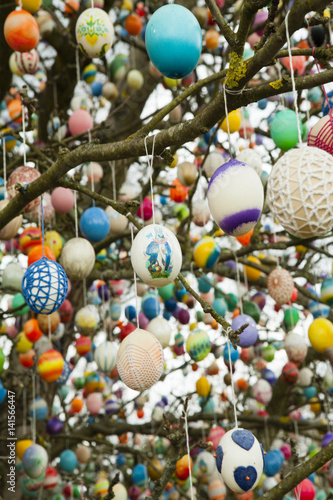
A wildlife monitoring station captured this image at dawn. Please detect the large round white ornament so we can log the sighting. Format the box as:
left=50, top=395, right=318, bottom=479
left=94, top=341, right=117, bottom=372
left=60, top=237, right=95, bottom=280
left=76, top=8, right=114, bottom=58
left=207, top=159, right=264, bottom=236
left=146, top=317, right=171, bottom=348
left=116, top=328, right=164, bottom=391
left=105, top=206, right=128, bottom=234
left=267, top=146, right=333, bottom=238
left=130, top=224, right=182, bottom=288
left=216, top=428, right=264, bottom=494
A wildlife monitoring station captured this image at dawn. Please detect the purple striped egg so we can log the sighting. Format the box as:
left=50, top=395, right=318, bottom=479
left=207, top=159, right=264, bottom=236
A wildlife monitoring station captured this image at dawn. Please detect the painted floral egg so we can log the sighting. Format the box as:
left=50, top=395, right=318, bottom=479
left=76, top=8, right=114, bottom=58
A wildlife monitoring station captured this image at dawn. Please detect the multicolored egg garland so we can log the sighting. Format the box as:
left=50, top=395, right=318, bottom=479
left=76, top=8, right=114, bottom=58
left=207, top=159, right=264, bottom=237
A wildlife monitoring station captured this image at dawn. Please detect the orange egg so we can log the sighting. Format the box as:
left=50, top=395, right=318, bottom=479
left=170, top=178, right=188, bottom=202
left=119, top=433, right=128, bottom=444
left=136, top=408, right=144, bottom=418
left=24, top=318, right=42, bottom=342
left=236, top=378, right=249, bottom=391
left=236, top=228, right=254, bottom=246
left=71, top=397, right=83, bottom=413
left=7, top=99, right=22, bottom=123
left=232, top=307, right=240, bottom=319
left=19, top=349, right=35, bottom=368
left=175, top=455, right=193, bottom=480
left=125, top=13, right=143, bottom=35
left=205, top=29, right=219, bottom=50
left=4, top=10, right=40, bottom=52
left=28, top=244, right=56, bottom=266
left=64, top=0, right=79, bottom=17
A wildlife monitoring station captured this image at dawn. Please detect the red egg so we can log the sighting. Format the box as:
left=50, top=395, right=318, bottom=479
left=170, top=178, right=188, bottom=202
left=19, top=349, right=35, bottom=368
left=119, top=323, right=136, bottom=342
left=4, top=10, right=40, bottom=52
left=68, top=109, right=93, bottom=136
left=24, top=318, right=42, bottom=342
left=59, top=299, right=73, bottom=323
left=7, top=166, right=41, bottom=213
left=281, top=55, right=307, bottom=75
left=51, top=187, right=75, bottom=213
left=294, top=479, right=315, bottom=500
left=76, top=335, right=92, bottom=356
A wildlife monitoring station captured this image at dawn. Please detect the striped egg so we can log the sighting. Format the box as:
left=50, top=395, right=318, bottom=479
left=94, top=341, right=117, bottom=372
left=207, top=158, right=264, bottom=236
left=105, top=396, right=119, bottom=414
left=37, top=349, right=64, bottom=383
left=208, top=477, right=226, bottom=499
left=193, top=236, right=220, bottom=269
left=29, top=397, right=48, bottom=421
left=308, top=300, right=330, bottom=319
left=321, top=277, right=333, bottom=306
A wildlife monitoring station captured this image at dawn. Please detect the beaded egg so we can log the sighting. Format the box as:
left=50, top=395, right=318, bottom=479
left=267, top=268, right=294, bottom=305
left=4, top=10, right=40, bottom=52
left=94, top=341, right=117, bottom=372
left=116, top=328, right=164, bottom=391
left=76, top=8, right=114, bottom=58
left=145, top=4, right=202, bottom=79
left=267, top=146, right=333, bottom=238
left=193, top=236, right=220, bottom=269
left=207, top=158, right=263, bottom=236
left=37, top=349, right=64, bottom=383
left=215, top=428, right=264, bottom=494
left=7, top=166, right=41, bottom=213
left=60, top=237, right=95, bottom=280
left=22, top=444, right=48, bottom=479
left=186, top=328, right=211, bottom=362
left=131, top=224, right=182, bottom=288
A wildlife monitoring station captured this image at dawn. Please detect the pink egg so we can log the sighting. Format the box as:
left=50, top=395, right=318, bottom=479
left=7, top=166, right=41, bottom=213
left=86, top=392, right=103, bottom=415
left=281, top=55, right=306, bottom=75
left=248, top=32, right=261, bottom=49
left=137, top=197, right=153, bottom=221
left=51, top=187, right=75, bottom=213
left=68, top=109, right=93, bottom=136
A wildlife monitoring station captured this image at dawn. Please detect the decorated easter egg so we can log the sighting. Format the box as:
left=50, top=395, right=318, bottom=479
left=105, top=206, right=128, bottom=234
left=193, top=236, right=220, bottom=269
left=215, top=428, right=264, bottom=493
left=94, top=341, right=117, bottom=372
left=29, top=397, right=48, bottom=421
left=80, top=207, right=110, bottom=242
left=236, top=149, right=262, bottom=176
left=27, top=192, right=55, bottom=224
left=22, top=258, right=68, bottom=314
left=231, top=314, right=258, bottom=348
left=145, top=4, right=202, bottom=79
left=284, top=333, right=308, bottom=364
left=252, top=379, right=272, bottom=405
left=116, top=328, right=164, bottom=391
left=131, top=224, right=182, bottom=288
left=0, top=199, right=22, bottom=240
left=308, top=318, right=333, bottom=353
left=14, top=49, right=39, bottom=75
left=37, top=349, right=64, bottom=382
left=71, top=95, right=93, bottom=113
left=208, top=477, right=227, bottom=500
left=294, top=478, right=316, bottom=500
left=308, top=300, right=330, bottom=319
left=7, top=166, right=41, bottom=213
left=76, top=8, right=114, bottom=58
left=308, top=110, right=333, bottom=155
left=75, top=305, right=99, bottom=335
left=207, top=159, right=263, bottom=236
left=146, top=317, right=171, bottom=348
left=4, top=10, right=40, bottom=52
left=186, top=328, right=211, bottom=361
left=86, top=392, right=103, bottom=415
left=321, top=277, right=333, bottom=305
left=44, top=230, right=63, bottom=258
left=267, top=146, right=333, bottom=238
left=267, top=268, right=294, bottom=305
left=207, top=426, right=226, bottom=451
left=22, top=444, right=48, bottom=479
left=281, top=361, right=299, bottom=385
left=16, top=440, right=33, bottom=460
left=76, top=335, right=92, bottom=356
left=68, top=109, right=93, bottom=136
left=60, top=238, right=95, bottom=280
left=43, top=466, right=59, bottom=491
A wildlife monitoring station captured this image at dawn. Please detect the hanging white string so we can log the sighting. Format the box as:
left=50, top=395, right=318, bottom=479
left=184, top=408, right=194, bottom=500
left=129, top=221, right=140, bottom=327
left=223, top=83, right=233, bottom=158
left=2, top=137, right=6, bottom=199
left=226, top=337, right=238, bottom=428
left=76, top=46, right=81, bottom=85
left=285, top=11, right=303, bottom=146
left=32, top=373, right=36, bottom=443
left=74, top=191, right=79, bottom=238
left=144, top=135, right=156, bottom=225
left=91, top=0, right=94, bottom=8
left=22, top=103, right=27, bottom=165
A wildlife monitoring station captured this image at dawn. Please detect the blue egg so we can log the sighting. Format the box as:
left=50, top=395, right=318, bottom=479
left=264, top=449, right=284, bottom=477
left=303, top=385, right=317, bottom=399
left=145, top=4, right=202, bottom=79
left=258, top=99, right=268, bottom=110
left=223, top=343, right=239, bottom=363
left=198, top=276, right=213, bottom=293
left=160, top=195, right=168, bottom=206
left=174, top=283, right=188, bottom=302
left=308, top=472, right=315, bottom=484
left=308, top=300, right=330, bottom=319
left=59, top=449, right=78, bottom=472
left=0, top=178, right=4, bottom=200
left=212, top=297, right=227, bottom=317
left=80, top=207, right=110, bottom=242
left=199, top=396, right=215, bottom=413
left=132, top=463, right=148, bottom=487
left=85, top=351, right=94, bottom=362
left=0, top=380, right=7, bottom=404
left=203, top=127, right=218, bottom=145
left=110, top=301, right=121, bottom=320
left=308, top=87, right=322, bottom=103
left=55, top=360, right=71, bottom=386
left=29, top=398, right=48, bottom=421
left=91, top=81, right=103, bottom=97
left=125, top=305, right=136, bottom=322
left=163, top=310, right=172, bottom=320
left=262, top=368, right=276, bottom=386
left=141, top=23, right=147, bottom=41
left=164, top=297, right=177, bottom=312
left=322, top=91, right=333, bottom=115
left=116, top=454, right=126, bottom=467
left=141, top=293, right=160, bottom=320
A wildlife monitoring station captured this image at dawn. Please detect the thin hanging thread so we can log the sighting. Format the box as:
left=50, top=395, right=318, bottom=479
left=184, top=408, right=194, bottom=500
left=223, top=83, right=233, bottom=158
left=22, top=103, right=27, bottom=165
left=226, top=337, right=238, bottom=428
left=129, top=221, right=140, bottom=327
left=74, top=191, right=79, bottom=238
left=2, top=137, right=6, bottom=199
left=32, top=373, right=36, bottom=443
left=285, top=11, right=303, bottom=146
left=144, top=135, right=156, bottom=225
left=312, top=46, right=331, bottom=110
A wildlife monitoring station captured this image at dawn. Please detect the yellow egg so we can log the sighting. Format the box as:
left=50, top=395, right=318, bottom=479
left=244, top=256, right=261, bottom=281
left=196, top=376, right=211, bottom=397
left=163, top=77, right=181, bottom=89
left=308, top=318, right=333, bottom=353
left=16, top=439, right=33, bottom=460
left=214, top=228, right=224, bottom=237
left=45, top=230, right=63, bottom=258
left=121, top=0, right=133, bottom=10
left=15, top=0, right=41, bottom=13
left=16, top=332, right=33, bottom=354
left=189, top=323, right=197, bottom=331
left=170, top=152, right=178, bottom=168
left=221, top=109, right=242, bottom=133
left=324, top=8, right=331, bottom=18
left=310, top=398, right=321, bottom=414
left=296, top=245, right=307, bottom=255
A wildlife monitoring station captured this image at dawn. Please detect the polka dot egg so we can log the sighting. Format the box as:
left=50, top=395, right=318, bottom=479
left=267, top=268, right=294, bottom=305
